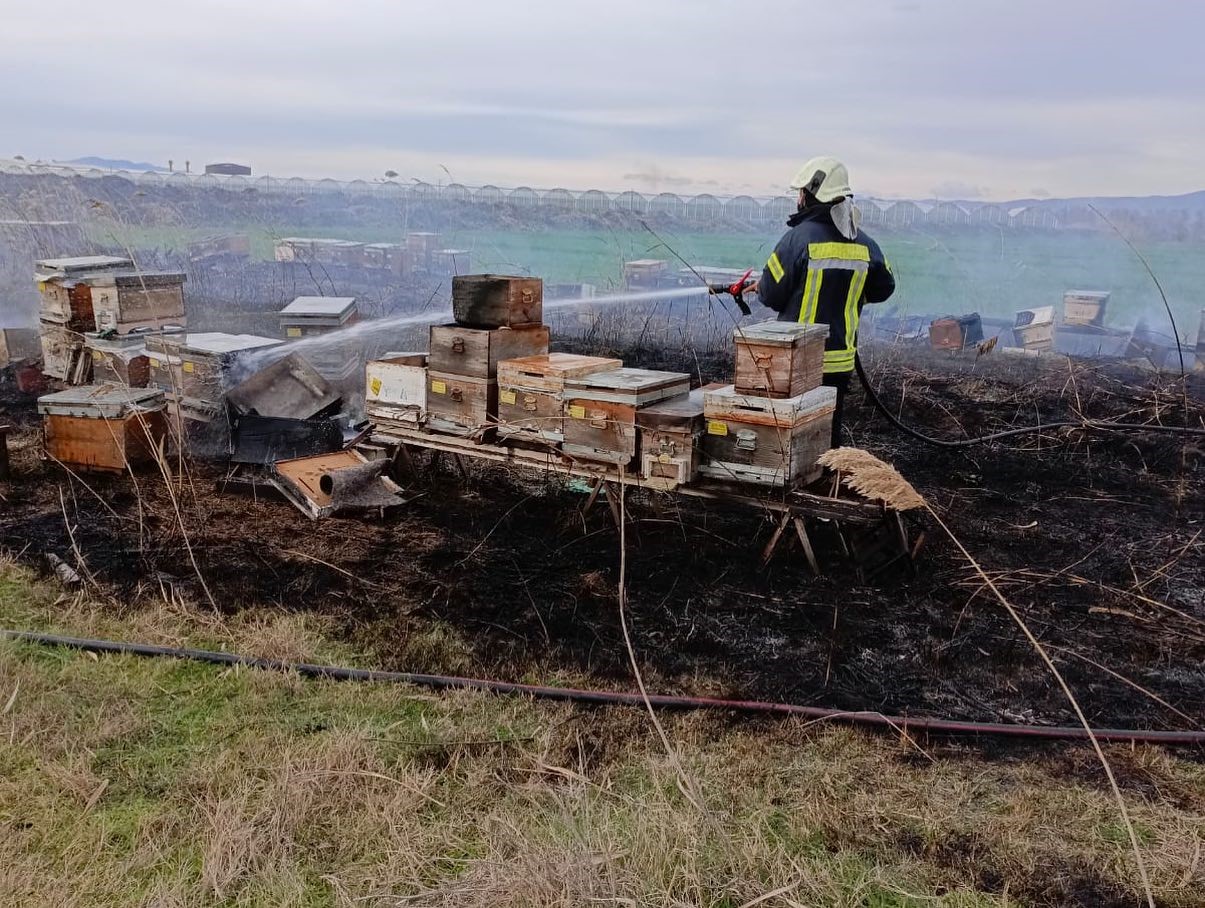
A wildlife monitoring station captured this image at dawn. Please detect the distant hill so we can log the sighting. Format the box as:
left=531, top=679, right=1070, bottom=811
left=63, top=156, right=164, bottom=172
left=1046, top=190, right=1205, bottom=211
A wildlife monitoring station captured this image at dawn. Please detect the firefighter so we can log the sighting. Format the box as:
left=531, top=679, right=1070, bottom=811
left=749, top=156, right=895, bottom=447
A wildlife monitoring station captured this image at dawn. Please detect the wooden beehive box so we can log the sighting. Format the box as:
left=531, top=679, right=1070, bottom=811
left=38, top=384, right=166, bottom=472
left=89, top=272, right=186, bottom=333
left=562, top=368, right=690, bottom=464
left=147, top=333, right=283, bottom=418
left=0, top=327, right=40, bottom=367
left=636, top=389, right=704, bottom=485
left=280, top=296, right=358, bottom=334
left=1014, top=307, right=1055, bottom=351
left=1063, top=290, right=1109, bottom=327
left=426, top=371, right=497, bottom=439
left=495, top=353, right=622, bottom=443
left=733, top=322, right=827, bottom=398
left=366, top=353, right=428, bottom=427
left=928, top=314, right=984, bottom=351
left=35, top=256, right=131, bottom=329
left=40, top=321, right=89, bottom=383
left=699, top=385, right=837, bottom=488
left=429, top=324, right=549, bottom=380
left=85, top=333, right=156, bottom=387
left=452, top=275, right=543, bottom=329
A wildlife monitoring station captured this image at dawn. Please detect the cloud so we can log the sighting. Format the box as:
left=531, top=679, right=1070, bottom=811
left=0, top=0, right=1202, bottom=199
left=930, top=181, right=987, bottom=200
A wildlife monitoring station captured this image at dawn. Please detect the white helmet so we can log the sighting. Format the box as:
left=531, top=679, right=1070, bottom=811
left=789, top=156, right=853, bottom=202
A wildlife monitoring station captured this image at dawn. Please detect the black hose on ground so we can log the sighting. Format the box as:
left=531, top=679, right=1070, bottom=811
left=853, top=353, right=1205, bottom=447
left=4, top=629, right=1203, bottom=746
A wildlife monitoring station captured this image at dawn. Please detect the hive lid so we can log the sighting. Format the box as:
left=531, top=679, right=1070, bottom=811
left=734, top=321, right=829, bottom=346
left=34, top=255, right=132, bottom=279
left=703, top=384, right=838, bottom=425
left=564, top=367, right=689, bottom=393
left=168, top=333, right=284, bottom=355
left=499, top=353, right=622, bottom=379
left=635, top=389, right=705, bottom=430
left=37, top=384, right=165, bottom=418
left=281, top=296, right=357, bottom=319
left=226, top=352, right=340, bottom=420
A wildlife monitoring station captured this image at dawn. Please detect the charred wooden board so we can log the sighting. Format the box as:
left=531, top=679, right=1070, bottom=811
left=452, top=274, right=544, bottom=329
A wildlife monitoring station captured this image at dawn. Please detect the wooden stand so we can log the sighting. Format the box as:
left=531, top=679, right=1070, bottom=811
left=369, top=425, right=916, bottom=574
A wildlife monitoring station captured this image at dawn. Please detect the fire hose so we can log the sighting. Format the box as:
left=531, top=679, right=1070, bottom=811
left=3, top=629, right=1203, bottom=745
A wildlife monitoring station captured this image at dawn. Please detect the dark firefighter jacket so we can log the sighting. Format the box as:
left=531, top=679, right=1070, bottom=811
left=757, top=204, right=896, bottom=374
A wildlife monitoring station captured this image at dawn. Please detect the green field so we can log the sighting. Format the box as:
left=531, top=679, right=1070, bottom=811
left=86, top=219, right=1204, bottom=334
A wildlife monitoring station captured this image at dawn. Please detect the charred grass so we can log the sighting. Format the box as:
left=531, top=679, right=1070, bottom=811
left=1, top=344, right=1204, bottom=904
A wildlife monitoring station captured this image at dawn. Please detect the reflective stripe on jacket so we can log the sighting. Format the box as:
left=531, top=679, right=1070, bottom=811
left=758, top=205, right=896, bottom=373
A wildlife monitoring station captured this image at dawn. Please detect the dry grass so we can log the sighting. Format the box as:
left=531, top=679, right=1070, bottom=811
left=818, top=447, right=927, bottom=511
left=1, top=561, right=1203, bottom=907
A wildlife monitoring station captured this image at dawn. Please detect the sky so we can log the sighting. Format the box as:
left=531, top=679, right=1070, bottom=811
left=2, top=0, right=1202, bottom=201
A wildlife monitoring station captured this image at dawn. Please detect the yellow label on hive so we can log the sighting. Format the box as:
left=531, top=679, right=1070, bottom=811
left=707, top=420, right=728, bottom=436
left=568, top=405, right=586, bottom=419
left=286, top=327, right=302, bottom=338
left=149, top=357, right=160, bottom=367
left=92, top=351, right=103, bottom=361
left=369, top=377, right=382, bottom=396
left=182, top=362, right=195, bottom=373
left=431, top=380, right=447, bottom=394
left=500, top=390, right=517, bottom=405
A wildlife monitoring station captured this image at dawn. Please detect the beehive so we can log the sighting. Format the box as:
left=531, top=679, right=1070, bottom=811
left=88, top=272, right=186, bottom=333
left=495, top=353, right=621, bottom=443
left=733, top=321, right=827, bottom=398
left=928, top=314, right=984, bottom=351
left=1013, top=307, right=1055, bottom=351
left=366, top=353, right=428, bottom=428
left=452, top=275, right=543, bottom=329
left=279, top=297, right=360, bottom=383
left=1063, top=290, right=1109, bottom=327
left=426, top=371, right=497, bottom=438
left=562, top=368, right=690, bottom=464
left=700, top=385, right=836, bottom=488
left=636, top=389, right=704, bottom=485
left=38, top=384, right=166, bottom=472
left=428, top=324, right=549, bottom=380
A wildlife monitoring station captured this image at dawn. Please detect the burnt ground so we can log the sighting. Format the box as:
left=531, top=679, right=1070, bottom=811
left=1, top=343, right=1203, bottom=733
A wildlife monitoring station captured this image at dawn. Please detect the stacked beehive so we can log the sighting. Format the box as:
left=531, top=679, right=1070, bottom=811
left=34, top=256, right=189, bottom=387
left=426, top=275, right=551, bottom=438
left=279, top=296, right=362, bottom=384
left=699, top=321, right=835, bottom=489
left=34, top=256, right=131, bottom=382
left=83, top=269, right=188, bottom=388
